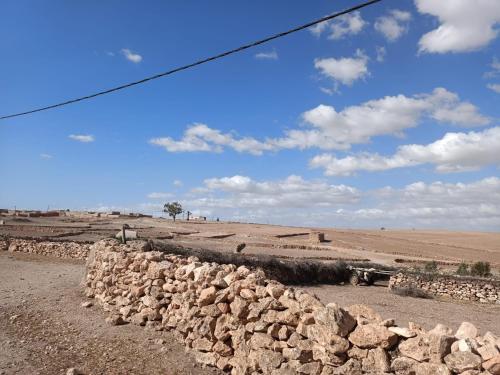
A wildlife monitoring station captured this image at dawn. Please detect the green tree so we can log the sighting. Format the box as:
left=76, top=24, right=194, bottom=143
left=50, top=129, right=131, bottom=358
left=163, top=202, right=183, bottom=222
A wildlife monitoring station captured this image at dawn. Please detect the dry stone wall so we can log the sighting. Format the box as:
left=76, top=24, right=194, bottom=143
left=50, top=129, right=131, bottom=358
left=85, top=239, right=500, bottom=375
left=0, top=237, right=90, bottom=259
left=389, top=272, right=500, bottom=305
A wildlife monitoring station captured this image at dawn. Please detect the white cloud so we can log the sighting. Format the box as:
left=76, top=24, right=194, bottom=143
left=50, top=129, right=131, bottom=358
left=150, top=123, right=274, bottom=155
left=121, top=48, right=143, bottom=63
left=484, top=57, right=500, bottom=78
left=375, top=9, right=412, bottom=42
left=184, top=176, right=500, bottom=231
left=375, top=46, right=386, bottom=62
left=416, top=0, right=500, bottom=53
left=191, top=175, right=360, bottom=208
left=487, top=83, right=500, bottom=93
left=150, top=88, right=489, bottom=154
left=68, top=134, right=95, bottom=143
left=255, top=51, right=278, bottom=60
left=147, top=192, right=173, bottom=199
left=310, top=11, right=366, bottom=40
left=40, top=153, right=53, bottom=159
left=310, top=126, right=500, bottom=175
left=314, top=50, right=369, bottom=87
left=173, top=180, right=183, bottom=187
left=319, top=87, right=334, bottom=95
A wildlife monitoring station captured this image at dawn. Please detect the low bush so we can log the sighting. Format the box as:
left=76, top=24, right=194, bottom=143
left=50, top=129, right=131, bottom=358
left=456, top=262, right=469, bottom=276
left=470, top=261, right=491, bottom=277
left=424, top=261, right=438, bottom=273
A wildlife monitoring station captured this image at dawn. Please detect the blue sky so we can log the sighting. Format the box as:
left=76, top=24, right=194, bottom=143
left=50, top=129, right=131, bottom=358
left=1, top=0, right=500, bottom=230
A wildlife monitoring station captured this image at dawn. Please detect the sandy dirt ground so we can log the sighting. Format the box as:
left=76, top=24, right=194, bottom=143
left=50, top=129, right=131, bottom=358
left=0, top=252, right=221, bottom=375
left=1, top=215, right=499, bottom=267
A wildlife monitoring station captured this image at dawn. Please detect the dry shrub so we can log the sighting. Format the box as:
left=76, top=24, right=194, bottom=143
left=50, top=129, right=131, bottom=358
left=151, top=240, right=389, bottom=285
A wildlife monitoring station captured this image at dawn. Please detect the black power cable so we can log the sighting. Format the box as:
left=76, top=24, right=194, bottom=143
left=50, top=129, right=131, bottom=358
left=0, top=0, right=381, bottom=120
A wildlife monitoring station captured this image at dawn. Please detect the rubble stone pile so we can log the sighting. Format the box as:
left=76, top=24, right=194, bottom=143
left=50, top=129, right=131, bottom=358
left=1, top=238, right=90, bottom=259
left=85, top=239, right=500, bottom=374
left=390, top=272, right=500, bottom=305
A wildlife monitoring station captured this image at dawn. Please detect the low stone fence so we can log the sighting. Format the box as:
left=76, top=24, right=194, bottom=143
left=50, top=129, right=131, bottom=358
left=0, top=237, right=90, bottom=260
left=84, top=239, right=500, bottom=374
left=389, top=272, right=500, bottom=305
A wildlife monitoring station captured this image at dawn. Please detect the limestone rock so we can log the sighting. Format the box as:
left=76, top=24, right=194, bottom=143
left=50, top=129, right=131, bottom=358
left=346, top=304, right=382, bottom=324
left=248, top=349, right=283, bottom=373
left=296, top=361, right=322, bottom=374
left=348, top=323, right=398, bottom=349
left=455, top=322, right=478, bottom=340
left=414, top=362, right=451, bottom=375
left=391, top=356, right=418, bottom=375
left=361, top=348, right=390, bottom=373
left=249, top=332, right=274, bottom=350
left=429, top=323, right=453, bottom=336
left=477, top=343, right=499, bottom=361
left=389, top=327, right=416, bottom=338
left=400, top=335, right=428, bottom=361
left=313, top=303, right=356, bottom=337
left=329, top=359, right=362, bottom=375
left=444, top=351, right=482, bottom=373
left=198, top=286, right=217, bottom=306
left=483, top=354, right=500, bottom=375
left=105, top=314, right=126, bottom=326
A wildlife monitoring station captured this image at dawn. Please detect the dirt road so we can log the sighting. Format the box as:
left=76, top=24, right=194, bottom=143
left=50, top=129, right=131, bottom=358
left=0, top=252, right=221, bottom=375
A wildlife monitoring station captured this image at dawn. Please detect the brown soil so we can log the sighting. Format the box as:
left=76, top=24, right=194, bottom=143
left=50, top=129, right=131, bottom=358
left=0, top=252, right=221, bottom=375
left=2, top=216, right=499, bottom=267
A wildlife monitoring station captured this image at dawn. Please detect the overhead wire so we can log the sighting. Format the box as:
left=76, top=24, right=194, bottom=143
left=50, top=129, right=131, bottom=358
left=0, top=0, right=382, bottom=120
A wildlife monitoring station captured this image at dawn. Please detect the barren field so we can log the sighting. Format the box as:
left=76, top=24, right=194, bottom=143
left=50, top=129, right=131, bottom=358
left=2, top=215, right=500, bottom=267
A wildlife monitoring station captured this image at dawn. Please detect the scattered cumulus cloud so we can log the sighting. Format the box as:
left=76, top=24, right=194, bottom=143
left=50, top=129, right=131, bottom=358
left=69, top=134, right=95, bottom=143
left=310, top=126, right=500, bottom=176
left=416, top=0, right=500, bottom=53
left=150, top=123, right=274, bottom=155
left=191, top=175, right=360, bottom=208
left=147, top=192, right=173, bottom=199
left=314, top=49, right=369, bottom=87
left=487, top=83, right=500, bottom=93
left=255, top=50, right=278, bottom=60
left=173, top=180, right=183, bottom=187
left=40, top=153, right=53, bottom=159
left=375, top=9, right=412, bottom=42
left=121, top=48, right=143, bottom=63
left=319, top=87, right=334, bottom=96
left=375, top=46, right=386, bottom=62
left=150, top=88, right=489, bottom=155
left=310, top=11, right=366, bottom=40
left=484, top=57, right=500, bottom=78
left=183, top=175, right=500, bottom=231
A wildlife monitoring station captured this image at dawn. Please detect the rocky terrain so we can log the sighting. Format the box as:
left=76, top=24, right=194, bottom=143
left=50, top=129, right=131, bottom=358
left=83, top=239, right=500, bottom=374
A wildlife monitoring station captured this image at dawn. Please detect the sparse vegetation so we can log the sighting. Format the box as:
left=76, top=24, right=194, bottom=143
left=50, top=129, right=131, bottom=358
left=424, top=260, right=438, bottom=273
left=470, top=261, right=491, bottom=277
left=456, top=262, right=469, bottom=275
left=391, top=286, right=433, bottom=299
left=151, top=240, right=395, bottom=285
left=163, top=202, right=183, bottom=222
